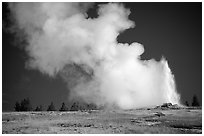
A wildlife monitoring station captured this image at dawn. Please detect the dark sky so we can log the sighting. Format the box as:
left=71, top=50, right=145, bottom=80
left=2, top=2, right=202, bottom=111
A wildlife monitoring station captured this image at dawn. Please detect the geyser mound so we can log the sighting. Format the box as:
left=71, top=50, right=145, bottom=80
left=8, top=2, right=180, bottom=109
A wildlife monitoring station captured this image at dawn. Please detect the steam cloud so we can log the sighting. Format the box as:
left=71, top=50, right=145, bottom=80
left=9, top=2, right=180, bottom=109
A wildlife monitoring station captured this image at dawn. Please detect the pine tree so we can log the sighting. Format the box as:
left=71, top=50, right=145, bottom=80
left=35, top=106, right=40, bottom=111
left=70, top=102, right=79, bottom=111
left=14, top=101, right=21, bottom=111
left=59, top=102, right=68, bottom=111
left=47, top=102, right=56, bottom=111
left=185, top=101, right=189, bottom=106
left=20, top=98, right=32, bottom=111
left=39, top=105, right=43, bottom=111
left=192, top=95, right=200, bottom=106
left=89, top=103, right=97, bottom=110
left=35, top=105, right=43, bottom=111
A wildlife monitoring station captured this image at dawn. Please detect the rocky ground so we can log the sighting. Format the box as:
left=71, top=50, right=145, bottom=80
left=2, top=107, right=202, bottom=134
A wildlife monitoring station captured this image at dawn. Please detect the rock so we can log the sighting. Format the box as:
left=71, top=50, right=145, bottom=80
left=154, top=106, right=161, bottom=109
left=161, top=103, right=172, bottom=108
left=154, top=103, right=183, bottom=110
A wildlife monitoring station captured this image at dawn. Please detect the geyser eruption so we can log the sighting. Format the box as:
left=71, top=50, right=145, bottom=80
left=9, top=2, right=180, bottom=109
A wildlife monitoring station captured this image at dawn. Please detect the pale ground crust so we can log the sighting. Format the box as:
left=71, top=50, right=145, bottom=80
left=2, top=108, right=202, bottom=134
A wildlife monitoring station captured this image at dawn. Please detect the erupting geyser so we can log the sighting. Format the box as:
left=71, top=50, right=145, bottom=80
left=9, top=2, right=180, bottom=109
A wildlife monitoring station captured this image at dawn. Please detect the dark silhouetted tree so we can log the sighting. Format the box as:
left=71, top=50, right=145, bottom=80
left=35, top=106, right=40, bottom=111
left=59, top=102, right=68, bottom=111
left=14, top=102, right=21, bottom=111
left=20, top=98, right=32, bottom=111
left=87, top=103, right=97, bottom=110
left=47, top=102, right=56, bottom=111
left=79, top=103, right=86, bottom=111
left=35, top=105, right=43, bottom=111
left=192, top=95, right=200, bottom=106
left=39, top=105, right=43, bottom=111
left=70, top=102, right=79, bottom=111
left=185, top=101, right=189, bottom=106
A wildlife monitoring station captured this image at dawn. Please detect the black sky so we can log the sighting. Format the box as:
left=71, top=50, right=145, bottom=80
left=2, top=2, right=202, bottom=111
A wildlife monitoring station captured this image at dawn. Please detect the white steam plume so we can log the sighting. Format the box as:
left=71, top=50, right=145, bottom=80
left=9, top=2, right=180, bottom=109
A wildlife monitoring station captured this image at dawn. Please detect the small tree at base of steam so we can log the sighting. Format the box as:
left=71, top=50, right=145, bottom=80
left=59, top=102, right=68, bottom=111
left=35, top=105, right=43, bottom=111
left=47, top=102, right=56, bottom=111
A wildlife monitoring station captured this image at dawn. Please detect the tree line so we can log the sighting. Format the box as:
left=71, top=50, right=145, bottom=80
left=14, top=98, right=97, bottom=112
left=184, top=95, right=200, bottom=107
left=14, top=95, right=200, bottom=111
